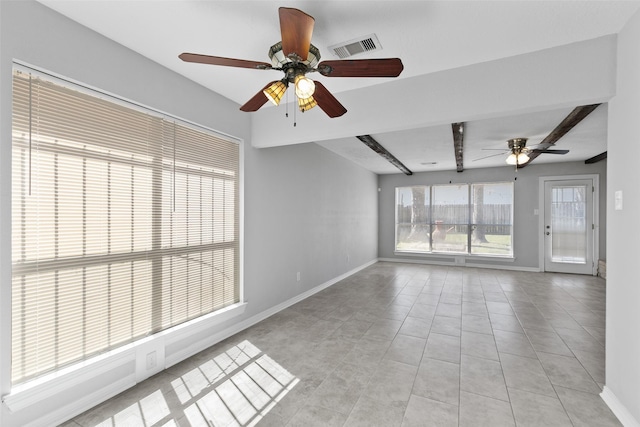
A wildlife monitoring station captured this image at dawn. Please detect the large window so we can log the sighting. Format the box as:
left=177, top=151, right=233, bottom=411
left=11, top=68, right=240, bottom=384
left=396, top=182, right=513, bottom=256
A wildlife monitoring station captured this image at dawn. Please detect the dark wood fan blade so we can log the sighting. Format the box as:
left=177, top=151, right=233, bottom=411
left=531, top=149, right=569, bottom=154
left=179, top=53, right=272, bottom=70
left=317, top=59, right=404, bottom=77
left=313, top=81, right=347, bottom=118
left=239, top=81, right=278, bottom=112
left=279, top=7, right=314, bottom=61
left=520, top=104, right=600, bottom=167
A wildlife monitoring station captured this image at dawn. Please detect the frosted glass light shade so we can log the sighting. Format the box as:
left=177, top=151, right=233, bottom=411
left=294, top=75, right=315, bottom=99
left=506, top=152, right=530, bottom=165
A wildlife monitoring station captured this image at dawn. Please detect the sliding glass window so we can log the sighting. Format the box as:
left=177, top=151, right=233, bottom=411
left=395, top=182, right=513, bottom=257
left=432, top=184, right=469, bottom=253
left=11, top=68, right=240, bottom=384
left=396, top=186, right=431, bottom=252
left=470, top=182, right=513, bottom=256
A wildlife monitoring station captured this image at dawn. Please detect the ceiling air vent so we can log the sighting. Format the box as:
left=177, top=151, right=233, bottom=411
left=329, top=34, right=382, bottom=59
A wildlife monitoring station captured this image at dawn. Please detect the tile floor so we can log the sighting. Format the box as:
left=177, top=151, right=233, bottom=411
left=62, top=262, right=620, bottom=426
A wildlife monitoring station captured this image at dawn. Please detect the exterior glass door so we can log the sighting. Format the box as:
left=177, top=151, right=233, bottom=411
left=543, top=179, right=594, bottom=274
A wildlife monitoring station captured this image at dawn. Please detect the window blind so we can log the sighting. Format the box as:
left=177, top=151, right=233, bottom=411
left=11, top=68, right=240, bottom=384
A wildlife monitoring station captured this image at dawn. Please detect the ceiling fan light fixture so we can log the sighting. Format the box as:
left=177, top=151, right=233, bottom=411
left=506, top=152, right=530, bottom=165
left=263, top=80, right=288, bottom=105
left=294, top=74, right=315, bottom=99
left=298, top=95, right=317, bottom=112
left=268, top=41, right=320, bottom=68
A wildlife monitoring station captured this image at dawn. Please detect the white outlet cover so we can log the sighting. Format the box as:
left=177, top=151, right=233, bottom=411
left=146, top=351, right=157, bottom=370
left=615, top=190, right=623, bottom=210
left=135, top=336, right=165, bottom=382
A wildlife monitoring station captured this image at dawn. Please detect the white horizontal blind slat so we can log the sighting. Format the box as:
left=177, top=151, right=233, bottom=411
left=11, top=69, right=239, bottom=384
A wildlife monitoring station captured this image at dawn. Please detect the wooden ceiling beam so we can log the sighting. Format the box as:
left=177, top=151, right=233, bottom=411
left=452, top=122, right=465, bottom=172
left=356, top=134, right=412, bottom=175
left=519, top=103, right=600, bottom=168
left=585, top=151, right=607, bottom=164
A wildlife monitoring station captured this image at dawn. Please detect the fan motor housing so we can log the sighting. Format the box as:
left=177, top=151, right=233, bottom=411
left=508, top=137, right=528, bottom=152
left=268, top=41, right=321, bottom=68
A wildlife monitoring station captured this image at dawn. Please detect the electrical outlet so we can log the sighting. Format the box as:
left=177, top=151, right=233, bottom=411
left=296, top=272, right=301, bottom=282
left=146, top=351, right=157, bottom=370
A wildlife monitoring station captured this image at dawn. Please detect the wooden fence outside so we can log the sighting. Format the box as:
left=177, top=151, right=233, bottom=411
left=397, top=204, right=512, bottom=235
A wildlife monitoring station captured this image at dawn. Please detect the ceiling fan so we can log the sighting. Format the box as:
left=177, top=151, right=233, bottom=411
left=179, top=7, right=404, bottom=118
left=475, top=137, right=569, bottom=167
left=472, top=104, right=600, bottom=168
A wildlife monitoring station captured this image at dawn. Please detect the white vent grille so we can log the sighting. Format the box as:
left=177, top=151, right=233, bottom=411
left=329, top=34, right=381, bottom=59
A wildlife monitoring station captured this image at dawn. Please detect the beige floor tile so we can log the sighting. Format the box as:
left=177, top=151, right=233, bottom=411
left=489, top=312, right=525, bottom=334
left=462, top=301, right=489, bottom=317
left=493, top=329, right=537, bottom=358
left=508, top=388, right=573, bottom=427
left=459, top=391, right=515, bottom=427
left=286, top=404, right=348, bottom=427
left=499, top=352, right=556, bottom=397
left=461, top=330, right=499, bottom=361
left=401, top=394, right=458, bottom=427
left=383, top=334, right=427, bottom=366
left=424, top=332, right=461, bottom=364
left=362, top=359, right=418, bottom=403
left=413, top=357, right=460, bottom=405
left=343, top=395, right=406, bottom=427
left=524, top=327, right=573, bottom=356
left=554, top=385, right=622, bottom=426
left=460, top=354, right=509, bottom=401
left=430, top=315, right=462, bottom=337
left=398, top=316, right=432, bottom=339
left=461, top=313, right=493, bottom=334
left=537, top=351, right=602, bottom=394
left=408, top=302, right=437, bottom=320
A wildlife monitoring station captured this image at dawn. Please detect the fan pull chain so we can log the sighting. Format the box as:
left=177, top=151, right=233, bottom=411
left=285, top=88, right=289, bottom=118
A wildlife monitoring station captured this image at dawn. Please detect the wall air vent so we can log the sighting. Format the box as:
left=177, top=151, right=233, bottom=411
left=329, top=34, right=382, bottom=59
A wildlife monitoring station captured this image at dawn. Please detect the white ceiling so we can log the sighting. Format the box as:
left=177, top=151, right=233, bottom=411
left=37, top=0, right=639, bottom=174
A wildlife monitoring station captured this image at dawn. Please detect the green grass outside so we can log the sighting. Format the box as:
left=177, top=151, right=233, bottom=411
left=397, top=233, right=512, bottom=256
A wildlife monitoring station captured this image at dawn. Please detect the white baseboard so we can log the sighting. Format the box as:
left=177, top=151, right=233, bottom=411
left=379, top=257, right=540, bottom=272
left=601, top=386, right=640, bottom=427
left=24, top=377, right=135, bottom=427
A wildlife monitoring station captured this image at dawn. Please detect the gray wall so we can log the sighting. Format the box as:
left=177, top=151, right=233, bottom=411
left=605, top=6, right=640, bottom=424
left=378, top=160, right=607, bottom=270
left=0, top=2, right=378, bottom=426
left=244, top=141, right=378, bottom=315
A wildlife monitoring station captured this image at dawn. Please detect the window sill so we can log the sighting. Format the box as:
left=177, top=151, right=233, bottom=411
left=393, top=251, right=515, bottom=262
left=3, top=302, right=247, bottom=415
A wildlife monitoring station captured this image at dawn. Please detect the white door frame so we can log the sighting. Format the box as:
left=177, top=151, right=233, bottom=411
left=538, top=174, right=599, bottom=275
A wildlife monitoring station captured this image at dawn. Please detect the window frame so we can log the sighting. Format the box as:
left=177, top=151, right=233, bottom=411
left=9, top=63, right=245, bottom=387
left=394, top=181, right=514, bottom=258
